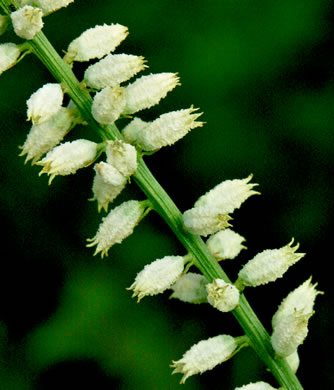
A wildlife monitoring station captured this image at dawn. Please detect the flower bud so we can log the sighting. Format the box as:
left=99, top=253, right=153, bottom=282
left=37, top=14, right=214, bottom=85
left=64, top=24, right=128, bottom=62
left=11, top=6, right=43, bottom=40
left=105, top=140, right=137, bottom=178
left=171, top=334, right=238, bottom=383
left=206, top=279, right=240, bottom=312
left=0, top=43, right=21, bottom=76
left=87, top=200, right=147, bottom=258
left=19, top=107, right=75, bottom=164
left=272, top=277, right=323, bottom=329
left=91, top=86, right=125, bottom=125
left=128, top=255, right=186, bottom=301
left=84, top=54, right=147, bottom=89
left=237, top=240, right=305, bottom=287
left=182, top=206, right=232, bottom=237
left=271, top=311, right=312, bottom=357
left=37, top=139, right=98, bottom=183
left=0, top=14, right=9, bottom=36
left=124, top=73, right=180, bottom=114
left=195, top=174, right=259, bottom=214
left=34, top=0, right=74, bottom=14
left=235, top=382, right=278, bottom=390
left=91, top=162, right=127, bottom=212
left=134, top=107, right=204, bottom=151
left=122, top=117, right=148, bottom=145
left=206, top=228, right=246, bottom=260
left=27, top=83, right=63, bottom=124
left=285, top=350, right=300, bottom=373
left=169, top=272, right=208, bottom=304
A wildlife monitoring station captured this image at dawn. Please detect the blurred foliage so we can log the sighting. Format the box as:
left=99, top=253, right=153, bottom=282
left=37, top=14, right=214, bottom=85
left=0, top=0, right=333, bottom=388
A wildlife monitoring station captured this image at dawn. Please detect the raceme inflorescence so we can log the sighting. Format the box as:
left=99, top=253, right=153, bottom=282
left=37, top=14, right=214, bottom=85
left=0, top=1, right=323, bottom=389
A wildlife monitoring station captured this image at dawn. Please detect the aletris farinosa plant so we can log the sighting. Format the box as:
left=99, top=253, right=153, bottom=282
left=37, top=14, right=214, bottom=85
left=0, top=1, right=323, bottom=388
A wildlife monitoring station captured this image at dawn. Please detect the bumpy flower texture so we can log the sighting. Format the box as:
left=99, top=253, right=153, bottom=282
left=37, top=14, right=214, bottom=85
left=235, top=382, right=278, bottom=390
left=0, top=43, right=21, bottom=76
left=16, top=0, right=74, bottom=14
left=171, top=335, right=238, bottom=384
left=10, top=5, right=43, bottom=40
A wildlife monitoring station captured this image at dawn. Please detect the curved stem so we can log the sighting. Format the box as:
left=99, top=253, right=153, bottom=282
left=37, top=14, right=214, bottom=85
left=0, top=3, right=304, bottom=387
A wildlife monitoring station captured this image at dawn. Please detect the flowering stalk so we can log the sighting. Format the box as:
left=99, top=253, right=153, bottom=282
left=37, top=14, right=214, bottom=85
left=0, top=1, right=306, bottom=388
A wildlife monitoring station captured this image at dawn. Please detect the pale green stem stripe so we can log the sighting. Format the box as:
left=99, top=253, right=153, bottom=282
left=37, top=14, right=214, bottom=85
left=0, top=2, right=304, bottom=388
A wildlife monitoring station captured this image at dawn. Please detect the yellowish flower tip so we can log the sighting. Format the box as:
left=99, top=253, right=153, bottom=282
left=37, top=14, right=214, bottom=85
left=171, top=334, right=238, bottom=383
left=127, top=255, right=186, bottom=302
left=87, top=200, right=147, bottom=258
left=206, top=279, right=240, bottom=312
left=11, top=5, right=44, bottom=40
left=237, top=239, right=305, bottom=287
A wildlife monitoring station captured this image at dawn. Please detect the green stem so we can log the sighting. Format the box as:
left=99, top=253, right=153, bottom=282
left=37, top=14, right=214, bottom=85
left=0, top=2, right=304, bottom=388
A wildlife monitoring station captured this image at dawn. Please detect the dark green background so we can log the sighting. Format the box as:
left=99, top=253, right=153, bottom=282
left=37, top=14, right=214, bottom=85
left=0, top=0, right=333, bottom=388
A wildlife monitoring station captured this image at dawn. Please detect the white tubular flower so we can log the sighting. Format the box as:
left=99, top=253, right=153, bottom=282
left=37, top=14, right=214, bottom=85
left=271, top=311, right=312, bottom=357
left=272, top=277, right=323, bottom=329
left=135, top=107, right=204, bottom=151
left=91, top=86, right=125, bottom=125
left=171, top=334, right=238, bottom=384
left=34, top=0, right=74, bottom=14
left=169, top=272, right=208, bottom=304
left=128, top=255, right=186, bottom=302
left=285, top=350, right=300, bottom=373
left=105, top=140, right=137, bottom=177
left=122, top=117, right=148, bottom=145
left=206, top=279, right=240, bottom=312
left=27, top=83, right=63, bottom=125
left=195, top=175, right=259, bottom=214
left=84, top=54, right=147, bottom=90
left=235, top=382, right=278, bottom=390
left=11, top=6, right=43, bottom=40
left=182, top=206, right=232, bottom=237
left=19, top=107, right=74, bottom=164
left=64, top=23, right=128, bottom=63
left=124, top=72, right=180, bottom=114
left=206, top=228, right=246, bottom=260
left=0, top=14, right=9, bottom=36
left=91, top=162, right=127, bottom=212
left=0, top=43, right=21, bottom=76
left=237, top=240, right=305, bottom=287
left=37, top=139, right=98, bottom=183
left=87, top=200, right=147, bottom=258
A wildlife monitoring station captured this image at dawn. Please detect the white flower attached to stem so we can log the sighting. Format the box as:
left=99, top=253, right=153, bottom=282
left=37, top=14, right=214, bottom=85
left=105, top=140, right=137, bottom=178
left=271, top=311, right=313, bottom=357
left=206, top=228, right=246, bottom=260
left=34, top=0, right=74, bottom=15
left=91, top=86, right=126, bottom=125
left=206, top=278, right=240, bottom=312
left=237, top=240, right=305, bottom=287
left=87, top=200, right=149, bottom=258
left=11, top=6, right=44, bottom=40
left=169, top=272, right=208, bottom=304
left=171, top=334, right=245, bottom=384
left=27, top=83, right=63, bottom=125
left=195, top=174, right=259, bottom=214
left=235, top=382, right=278, bottom=390
left=37, top=139, right=99, bottom=183
left=128, top=255, right=187, bottom=302
left=19, top=107, right=75, bottom=164
left=0, top=43, right=22, bottom=76
left=64, top=24, right=128, bottom=63
left=182, top=206, right=232, bottom=237
left=124, top=73, right=180, bottom=114
left=271, top=277, right=323, bottom=329
left=122, top=117, right=148, bottom=145
left=91, top=162, right=127, bottom=212
left=84, top=54, right=147, bottom=90
left=133, top=106, right=204, bottom=151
